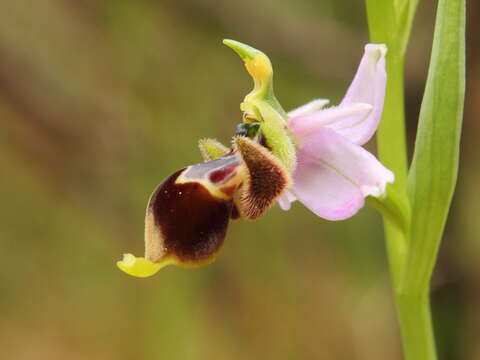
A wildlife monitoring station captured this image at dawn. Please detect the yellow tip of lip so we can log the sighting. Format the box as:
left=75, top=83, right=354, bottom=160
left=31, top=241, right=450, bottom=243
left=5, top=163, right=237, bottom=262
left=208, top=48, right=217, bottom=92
left=116, top=254, right=163, bottom=278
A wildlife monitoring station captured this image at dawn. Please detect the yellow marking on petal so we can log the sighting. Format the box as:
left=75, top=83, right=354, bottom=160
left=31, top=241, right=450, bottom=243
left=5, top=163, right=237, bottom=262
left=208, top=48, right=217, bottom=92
left=175, top=165, right=245, bottom=201
left=117, top=253, right=173, bottom=278
left=245, top=53, right=272, bottom=81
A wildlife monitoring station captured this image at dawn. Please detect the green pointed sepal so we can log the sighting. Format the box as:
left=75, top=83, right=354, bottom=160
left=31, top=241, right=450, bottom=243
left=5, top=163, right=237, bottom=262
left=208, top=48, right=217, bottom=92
left=198, top=138, right=230, bottom=161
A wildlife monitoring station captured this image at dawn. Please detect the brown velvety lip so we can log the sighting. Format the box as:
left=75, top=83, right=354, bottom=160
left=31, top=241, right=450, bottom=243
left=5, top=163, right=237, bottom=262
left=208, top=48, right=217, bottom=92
left=147, top=169, right=233, bottom=263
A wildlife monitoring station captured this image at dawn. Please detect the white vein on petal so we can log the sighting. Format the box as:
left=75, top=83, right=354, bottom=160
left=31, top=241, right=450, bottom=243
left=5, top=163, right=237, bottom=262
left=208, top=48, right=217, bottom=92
left=301, top=149, right=393, bottom=200
left=287, top=99, right=330, bottom=118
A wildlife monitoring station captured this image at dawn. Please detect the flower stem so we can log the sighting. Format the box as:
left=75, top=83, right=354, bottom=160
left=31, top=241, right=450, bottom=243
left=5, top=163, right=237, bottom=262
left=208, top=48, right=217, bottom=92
left=377, top=50, right=408, bottom=190
left=366, top=3, right=438, bottom=359
left=378, top=44, right=439, bottom=360
left=374, top=41, right=414, bottom=301
left=395, top=292, right=437, bottom=360
left=367, top=0, right=464, bottom=357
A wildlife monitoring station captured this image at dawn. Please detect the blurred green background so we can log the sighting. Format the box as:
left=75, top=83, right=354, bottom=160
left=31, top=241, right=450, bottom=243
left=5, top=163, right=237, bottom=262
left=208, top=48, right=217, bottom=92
left=0, top=0, right=477, bottom=359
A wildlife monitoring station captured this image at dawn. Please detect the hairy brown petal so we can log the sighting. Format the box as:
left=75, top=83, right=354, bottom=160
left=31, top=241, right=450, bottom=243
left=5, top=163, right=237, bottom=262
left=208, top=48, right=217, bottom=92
left=234, top=136, right=292, bottom=220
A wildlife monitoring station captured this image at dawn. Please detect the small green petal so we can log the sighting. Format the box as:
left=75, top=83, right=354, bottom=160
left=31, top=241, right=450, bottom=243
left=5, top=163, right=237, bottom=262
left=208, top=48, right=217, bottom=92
left=254, top=101, right=297, bottom=173
left=198, top=138, right=230, bottom=161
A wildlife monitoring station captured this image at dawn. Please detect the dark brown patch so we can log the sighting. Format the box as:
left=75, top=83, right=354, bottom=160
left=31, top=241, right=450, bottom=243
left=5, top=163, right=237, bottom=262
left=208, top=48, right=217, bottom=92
left=258, top=132, right=271, bottom=151
left=148, top=169, right=233, bottom=263
left=235, top=137, right=291, bottom=219
left=230, top=204, right=240, bottom=220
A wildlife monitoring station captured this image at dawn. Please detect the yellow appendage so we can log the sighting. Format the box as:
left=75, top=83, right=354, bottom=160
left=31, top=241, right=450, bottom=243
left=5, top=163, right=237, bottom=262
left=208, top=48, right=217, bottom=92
left=117, top=253, right=172, bottom=278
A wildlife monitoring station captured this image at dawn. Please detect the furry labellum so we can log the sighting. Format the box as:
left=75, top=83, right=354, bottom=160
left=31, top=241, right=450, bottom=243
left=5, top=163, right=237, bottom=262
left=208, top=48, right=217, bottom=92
left=117, top=142, right=291, bottom=277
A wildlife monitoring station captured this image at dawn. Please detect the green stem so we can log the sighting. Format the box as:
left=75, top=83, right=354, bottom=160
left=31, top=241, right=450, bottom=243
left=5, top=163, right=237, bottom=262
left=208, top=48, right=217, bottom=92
left=371, top=42, right=411, bottom=294
left=380, top=47, right=438, bottom=360
left=366, top=3, right=438, bottom=359
left=383, top=222, right=408, bottom=290
left=377, top=50, right=408, bottom=190
left=396, top=292, right=437, bottom=360
left=367, top=187, right=410, bottom=238
left=367, top=187, right=410, bottom=288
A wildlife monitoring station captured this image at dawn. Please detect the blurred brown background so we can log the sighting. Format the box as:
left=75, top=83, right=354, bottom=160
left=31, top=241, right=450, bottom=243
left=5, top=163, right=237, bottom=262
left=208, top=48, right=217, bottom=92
left=0, top=0, right=477, bottom=359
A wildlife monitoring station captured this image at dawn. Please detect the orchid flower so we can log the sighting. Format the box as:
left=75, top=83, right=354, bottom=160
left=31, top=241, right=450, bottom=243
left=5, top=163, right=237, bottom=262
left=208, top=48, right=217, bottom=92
left=116, top=40, right=393, bottom=278
left=277, top=44, right=394, bottom=220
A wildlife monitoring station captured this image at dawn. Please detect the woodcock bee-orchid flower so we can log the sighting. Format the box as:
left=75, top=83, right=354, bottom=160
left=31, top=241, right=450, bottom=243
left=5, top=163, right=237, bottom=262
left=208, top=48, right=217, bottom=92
left=117, top=40, right=393, bottom=278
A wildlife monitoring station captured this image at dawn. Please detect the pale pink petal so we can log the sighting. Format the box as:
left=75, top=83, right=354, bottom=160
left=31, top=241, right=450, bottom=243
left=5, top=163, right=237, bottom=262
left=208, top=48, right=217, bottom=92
left=288, top=127, right=394, bottom=220
left=289, top=44, right=387, bottom=146
left=277, top=190, right=297, bottom=211
left=289, top=103, right=372, bottom=138
left=341, top=44, right=387, bottom=106
left=291, top=154, right=365, bottom=220
left=287, top=99, right=330, bottom=118
left=300, top=127, right=393, bottom=198
left=338, top=44, right=387, bottom=145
